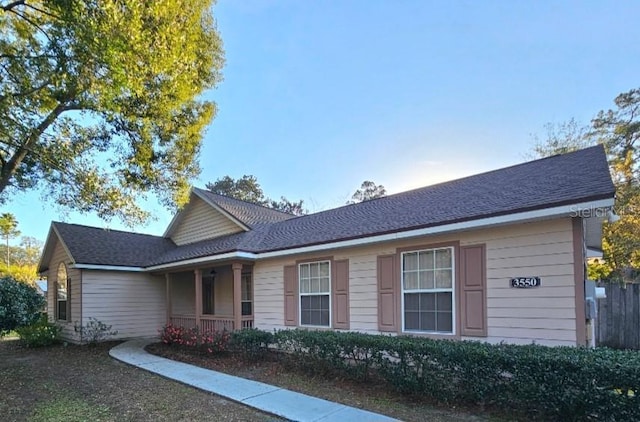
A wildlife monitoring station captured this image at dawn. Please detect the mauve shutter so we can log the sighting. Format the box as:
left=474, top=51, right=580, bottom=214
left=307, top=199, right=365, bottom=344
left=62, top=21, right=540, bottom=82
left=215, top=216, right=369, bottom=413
left=284, top=265, right=298, bottom=326
left=332, top=259, right=349, bottom=329
left=377, top=254, right=397, bottom=332
left=460, top=244, right=487, bottom=337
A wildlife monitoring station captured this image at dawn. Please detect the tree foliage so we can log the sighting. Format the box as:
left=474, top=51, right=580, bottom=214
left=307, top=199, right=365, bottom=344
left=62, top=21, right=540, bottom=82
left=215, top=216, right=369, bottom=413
left=206, top=175, right=307, bottom=216
left=0, top=212, right=19, bottom=267
left=531, top=88, right=640, bottom=281
left=0, top=1, right=224, bottom=224
left=0, top=276, right=45, bottom=335
left=347, top=180, right=387, bottom=204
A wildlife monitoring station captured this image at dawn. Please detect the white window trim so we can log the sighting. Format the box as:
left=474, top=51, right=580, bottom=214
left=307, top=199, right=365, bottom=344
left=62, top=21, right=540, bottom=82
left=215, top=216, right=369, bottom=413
left=56, top=262, right=68, bottom=321
left=401, top=247, right=456, bottom=335
left=298, top=260, right=332, bottom=328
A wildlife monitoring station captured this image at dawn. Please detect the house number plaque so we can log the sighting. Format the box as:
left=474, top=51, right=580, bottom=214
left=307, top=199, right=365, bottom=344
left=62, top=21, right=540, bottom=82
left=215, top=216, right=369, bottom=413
left=510, top=277, right=541, bottom=288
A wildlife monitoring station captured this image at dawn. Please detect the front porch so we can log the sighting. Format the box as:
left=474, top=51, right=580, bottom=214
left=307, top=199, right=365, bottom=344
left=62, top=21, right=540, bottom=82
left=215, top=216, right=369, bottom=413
left=164, top=262, right=254, bottom=332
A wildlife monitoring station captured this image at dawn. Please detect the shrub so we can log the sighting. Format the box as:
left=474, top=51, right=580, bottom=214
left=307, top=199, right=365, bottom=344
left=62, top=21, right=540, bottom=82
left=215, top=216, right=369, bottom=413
left=231, top=328, right=274, bottom=361
left=159, top=324, right=231, bottom=354
left=16, top=314, right=61, bottom=347
left=242, top=329, right=640, bottom=421
left=74, top=318, right=118, bottom=345
left=0, top=277, right=45, bottom=336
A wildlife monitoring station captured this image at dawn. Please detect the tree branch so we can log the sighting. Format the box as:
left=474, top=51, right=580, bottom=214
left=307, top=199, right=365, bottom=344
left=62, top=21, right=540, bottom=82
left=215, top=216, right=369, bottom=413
left=1, top=0, right=25, bottom=12
left=0, top=101, right=73, bottom=193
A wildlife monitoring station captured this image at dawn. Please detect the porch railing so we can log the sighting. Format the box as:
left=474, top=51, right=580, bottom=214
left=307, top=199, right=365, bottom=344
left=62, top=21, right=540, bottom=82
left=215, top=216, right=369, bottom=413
left=169, top=314, right=254, bottom=331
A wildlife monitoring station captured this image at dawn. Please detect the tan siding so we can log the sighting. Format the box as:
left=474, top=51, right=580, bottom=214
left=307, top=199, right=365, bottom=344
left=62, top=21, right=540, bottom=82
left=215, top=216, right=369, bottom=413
left=170, top=272, right=195, bottom=315
left=82, top=270, right=166, bottom=339
left=253, top=218, right=578, bottom=346
left=171, top=196, right=243, bottom=245
left=47, top=238, right=80, bottom=342
left=214, top=268, right=233, bottom=315
left=253, top=262, right=286, bottom=332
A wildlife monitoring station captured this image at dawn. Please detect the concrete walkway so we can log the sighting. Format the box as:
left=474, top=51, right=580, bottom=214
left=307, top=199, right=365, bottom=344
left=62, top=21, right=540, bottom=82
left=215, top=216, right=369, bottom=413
left=110, top=340, right=397, bottom=422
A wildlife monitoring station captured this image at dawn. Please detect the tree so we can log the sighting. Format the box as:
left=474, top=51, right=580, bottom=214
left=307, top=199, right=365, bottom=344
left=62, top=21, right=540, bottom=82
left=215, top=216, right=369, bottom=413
left=531, top=88, right=640, bottom=281
left=0, top=213, right=19, bottom=268
left=0, top=1, right=224, bottom=224
left=347, top=181, right=387, bottom=204
left=0, top=276, right=45, bottom=336
left=206, top=175, right=266, bottom=205
left=206, top=175, right=307, bottom=216
left=268, top=197, right=306, bottom=216
left=18, top=236, right=43, bottom=266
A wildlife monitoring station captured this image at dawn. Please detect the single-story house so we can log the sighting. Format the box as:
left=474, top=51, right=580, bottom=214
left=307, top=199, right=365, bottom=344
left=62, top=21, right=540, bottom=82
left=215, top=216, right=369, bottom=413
left=38, top=146, right=615, bottom=346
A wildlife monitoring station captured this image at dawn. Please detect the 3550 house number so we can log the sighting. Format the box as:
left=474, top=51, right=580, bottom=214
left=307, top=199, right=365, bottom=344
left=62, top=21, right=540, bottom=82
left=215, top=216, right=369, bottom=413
left=510, top=277, right=541, bottom=288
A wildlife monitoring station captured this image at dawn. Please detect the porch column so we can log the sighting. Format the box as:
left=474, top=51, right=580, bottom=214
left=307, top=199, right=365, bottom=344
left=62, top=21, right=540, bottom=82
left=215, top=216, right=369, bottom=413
left=232, top=262, right=243, bottom=330
left=194, top=268, right=202, bottom=329
left=165, top=273, right=172, bottom=324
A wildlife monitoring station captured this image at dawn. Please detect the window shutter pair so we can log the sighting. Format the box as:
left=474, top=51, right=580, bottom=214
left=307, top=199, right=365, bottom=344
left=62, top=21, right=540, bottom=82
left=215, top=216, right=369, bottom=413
left=283, top=260, right=350, bottom=328
left=376, top=245, right=487, bottom=336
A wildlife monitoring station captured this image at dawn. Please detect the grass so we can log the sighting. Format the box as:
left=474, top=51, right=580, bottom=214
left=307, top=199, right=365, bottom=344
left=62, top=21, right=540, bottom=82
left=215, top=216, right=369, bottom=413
left=0, top=338, right=281, bottom=422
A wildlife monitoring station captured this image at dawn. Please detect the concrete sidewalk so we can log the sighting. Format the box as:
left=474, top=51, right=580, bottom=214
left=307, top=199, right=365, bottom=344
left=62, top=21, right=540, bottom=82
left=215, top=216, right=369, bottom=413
left=110, top=340, right=398, bottom=422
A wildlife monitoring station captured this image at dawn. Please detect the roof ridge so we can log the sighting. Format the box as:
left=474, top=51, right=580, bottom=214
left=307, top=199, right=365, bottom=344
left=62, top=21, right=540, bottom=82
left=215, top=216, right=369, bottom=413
left=262, top=145, right=607, bottom=224
left=193, top=187, right=295, bottom=216
left=52, top=221, right=165, bottom=239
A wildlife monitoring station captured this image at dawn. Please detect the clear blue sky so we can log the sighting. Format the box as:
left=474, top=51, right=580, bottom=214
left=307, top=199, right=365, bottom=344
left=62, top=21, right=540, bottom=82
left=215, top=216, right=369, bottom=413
left=6, top=0, right=640, bottom=244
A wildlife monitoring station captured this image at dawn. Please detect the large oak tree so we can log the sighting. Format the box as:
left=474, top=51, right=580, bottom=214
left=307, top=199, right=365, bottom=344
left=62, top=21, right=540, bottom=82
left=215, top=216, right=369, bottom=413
left=532, top=88, right=640, bottom=281
left=0, top=1, right=224, bottom=224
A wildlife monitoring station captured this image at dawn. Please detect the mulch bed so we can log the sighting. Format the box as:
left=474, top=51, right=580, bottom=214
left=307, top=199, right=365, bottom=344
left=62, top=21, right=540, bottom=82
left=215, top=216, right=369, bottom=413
left=146, top=342, right=494, bottom=422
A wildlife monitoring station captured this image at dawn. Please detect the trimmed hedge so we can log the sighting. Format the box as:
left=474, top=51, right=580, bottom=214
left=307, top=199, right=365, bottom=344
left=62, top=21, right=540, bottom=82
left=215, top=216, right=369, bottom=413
left=230, top=329, right=640, bottom=421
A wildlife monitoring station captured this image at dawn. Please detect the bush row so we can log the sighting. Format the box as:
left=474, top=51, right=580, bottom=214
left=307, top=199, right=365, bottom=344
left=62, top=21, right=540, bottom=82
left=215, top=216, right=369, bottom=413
left=229, top=329, right=640, bottom=421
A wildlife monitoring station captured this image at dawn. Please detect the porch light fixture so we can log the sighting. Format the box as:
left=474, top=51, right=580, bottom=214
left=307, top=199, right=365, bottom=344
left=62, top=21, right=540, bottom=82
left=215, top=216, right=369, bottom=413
left=209, top=269, right=217, bottom=281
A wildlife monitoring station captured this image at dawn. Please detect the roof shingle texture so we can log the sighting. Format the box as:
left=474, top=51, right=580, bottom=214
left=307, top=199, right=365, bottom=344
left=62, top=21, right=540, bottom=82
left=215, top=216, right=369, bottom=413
left=52, top=146, right=616, bottom=268
left=52, top=223, right=175, bottom=267
left=193, top=188, right=294, bottom=227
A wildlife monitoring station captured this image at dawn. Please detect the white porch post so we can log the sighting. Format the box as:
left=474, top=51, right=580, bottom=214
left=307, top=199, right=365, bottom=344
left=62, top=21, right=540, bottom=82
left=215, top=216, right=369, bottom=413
left=165, top=273, right=172, bottom=325
left=194, top=269, right=202, bottom=329
left=232, top=262, right=243, bottom=330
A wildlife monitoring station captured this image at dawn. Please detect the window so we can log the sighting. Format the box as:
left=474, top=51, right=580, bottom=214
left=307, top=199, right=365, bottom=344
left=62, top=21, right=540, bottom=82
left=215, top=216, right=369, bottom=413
left=202, top=276, right=214, bottom=315
left=402, top=247, right=454, bottom=334
left=299, top=261, right=330, bottom=327
left=241, top=273, right=252, bottom=316
left=56, top=263, right=68, bottom=321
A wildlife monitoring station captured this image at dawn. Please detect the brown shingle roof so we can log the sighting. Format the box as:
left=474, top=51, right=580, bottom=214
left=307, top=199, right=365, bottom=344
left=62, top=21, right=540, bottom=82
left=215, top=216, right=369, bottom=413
left=46, top=146, right=616, bottom=268
left=194, top=188, right=294, bottom=228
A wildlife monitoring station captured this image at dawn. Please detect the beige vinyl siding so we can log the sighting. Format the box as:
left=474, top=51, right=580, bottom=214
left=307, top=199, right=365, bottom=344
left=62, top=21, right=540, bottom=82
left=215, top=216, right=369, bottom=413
left=46, top=238, right=81, bottom=342
left=82, top=270, right=165, bottom=339
left=170, top=272, right=195, bottom=315
left=171, top=196, right=243, bottom=245
left=213, top=267, right=233, bottom=316
left=167, top=268, right=237, bottom=317
left=253, top=261, right=287, bottom=332
left=253, top=217, right=578, bottom=346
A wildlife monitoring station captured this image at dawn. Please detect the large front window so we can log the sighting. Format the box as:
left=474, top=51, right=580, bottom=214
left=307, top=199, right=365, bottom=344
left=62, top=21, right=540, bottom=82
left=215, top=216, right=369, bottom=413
left=56, top=263, right=68, bottom=321
left=299, top=261, right=331, bottom=327
left=402, top=247, right=454, bottom=333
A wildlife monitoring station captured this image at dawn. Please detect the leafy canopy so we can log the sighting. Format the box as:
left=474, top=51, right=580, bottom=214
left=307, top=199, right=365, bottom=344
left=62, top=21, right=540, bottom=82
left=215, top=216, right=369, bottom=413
left=206, top=175, right=307, bottom=216
left=531, top=88, right=640, bottom=281
left=0, top=276, right=45, bottom=335
left=0, top=1, right=224, bottom=224
left=347, top=180, right=387, bottom=204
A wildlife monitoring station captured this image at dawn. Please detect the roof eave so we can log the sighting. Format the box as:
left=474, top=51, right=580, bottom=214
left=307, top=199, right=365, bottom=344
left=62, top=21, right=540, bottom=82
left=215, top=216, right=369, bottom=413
left=143, top=196, right=615, bottom=272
